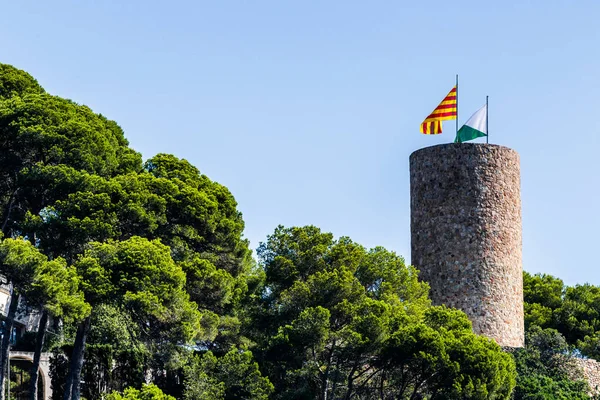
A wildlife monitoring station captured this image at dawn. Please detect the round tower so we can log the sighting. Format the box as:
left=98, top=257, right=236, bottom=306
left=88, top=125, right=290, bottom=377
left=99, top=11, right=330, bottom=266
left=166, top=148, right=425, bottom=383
left=410, top=143, right=524, bottom=347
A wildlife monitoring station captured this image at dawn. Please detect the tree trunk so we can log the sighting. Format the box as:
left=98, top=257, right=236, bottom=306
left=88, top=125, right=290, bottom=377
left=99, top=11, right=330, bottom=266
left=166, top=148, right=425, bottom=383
left=0, top=292, right=19, bottom=400
left=63, top=316, right=91, bottom=400
left=28, top=309, right=48, bottom=400
left=320, top=341, right=336, bottom=400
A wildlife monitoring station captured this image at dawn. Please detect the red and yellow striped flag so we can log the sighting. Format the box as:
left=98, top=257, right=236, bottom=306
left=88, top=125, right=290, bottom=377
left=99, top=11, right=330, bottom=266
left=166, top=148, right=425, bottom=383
left=420, top=86, right=457, bottom=135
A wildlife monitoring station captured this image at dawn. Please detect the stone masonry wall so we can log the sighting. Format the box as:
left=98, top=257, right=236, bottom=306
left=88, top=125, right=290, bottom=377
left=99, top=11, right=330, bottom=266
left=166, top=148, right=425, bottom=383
left=410, top=143, right=524, bottom=347
left=573, top=358, right=600, bottom=395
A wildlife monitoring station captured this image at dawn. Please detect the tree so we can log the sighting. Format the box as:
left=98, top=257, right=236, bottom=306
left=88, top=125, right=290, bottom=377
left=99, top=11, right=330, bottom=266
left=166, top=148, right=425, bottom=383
left=71, top=304, right=149, bottom=399
left=29, top=163, right=252, bottom=312
left=0, top=238, right=45, bottom=397
left=26, top=256, right=91, bottom=400
left=62, top=237, right=205, bottom=400
left=0, top=238, right=90, bottom=399
left=523, top=272, right=600, bottom=360
left=0, top=65, right=142, bottom=398
left=25, top=159, right=255, bottom=397
left=0, top=65, right=254, bottom=399
left=19, top=161, right=254, bottom=397
left=378, top=306, right=515, bottom=399
left=512, top=326, right=589, bottom=400
left=524, top=272, right=564, bottom=309
left=253, top=226, right=428, bottom=399
left=0, top=64, right=44, bottom=100
left=0, top=92, right=142, bottom=239
left=143, top=154, right=253, bottom=316
left=183, top=347, right=273, bottom=400
left=251, top=225, right=515, bottom=399
left=105, top=384, right=175, bottom=400
left=23, top=163, right=254, bottom=397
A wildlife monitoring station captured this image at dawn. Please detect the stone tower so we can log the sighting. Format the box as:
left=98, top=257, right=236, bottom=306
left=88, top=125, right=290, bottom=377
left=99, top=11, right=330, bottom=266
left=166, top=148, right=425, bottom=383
left=410, top=143, right=524, bottom=347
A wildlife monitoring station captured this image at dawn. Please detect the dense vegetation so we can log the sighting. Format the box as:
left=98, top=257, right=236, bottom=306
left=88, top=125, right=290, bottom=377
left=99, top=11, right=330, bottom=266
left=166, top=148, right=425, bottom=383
left=0, top=63, right=596, bottom=400
left=512, top=271, right=600, bottom=399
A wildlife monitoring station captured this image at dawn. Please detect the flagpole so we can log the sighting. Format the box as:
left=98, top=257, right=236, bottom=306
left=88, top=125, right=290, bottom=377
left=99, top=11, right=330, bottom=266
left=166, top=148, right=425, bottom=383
left=486, top=95, right=489, bottom=144
left=456, top=74, right=459, bottom=137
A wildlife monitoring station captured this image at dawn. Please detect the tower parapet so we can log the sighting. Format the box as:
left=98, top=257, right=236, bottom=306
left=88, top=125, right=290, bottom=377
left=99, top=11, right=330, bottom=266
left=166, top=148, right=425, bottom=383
left=410, top=143, right=524, bottom=347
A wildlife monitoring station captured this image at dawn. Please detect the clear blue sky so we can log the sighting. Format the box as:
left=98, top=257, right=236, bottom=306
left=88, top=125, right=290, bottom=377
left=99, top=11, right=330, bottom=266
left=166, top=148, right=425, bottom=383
left=2, top=1, right=598, bottom=285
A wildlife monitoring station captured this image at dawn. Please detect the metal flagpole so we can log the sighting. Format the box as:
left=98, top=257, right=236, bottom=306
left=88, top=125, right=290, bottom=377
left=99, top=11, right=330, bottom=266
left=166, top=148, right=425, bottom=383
left=486, top=95, right=489, bottom=144
left=456, top=74, right=459, bottom=137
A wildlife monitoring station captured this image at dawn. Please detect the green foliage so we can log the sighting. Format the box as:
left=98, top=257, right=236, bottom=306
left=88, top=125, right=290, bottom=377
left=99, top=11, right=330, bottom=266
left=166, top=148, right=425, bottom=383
left=578, top=332, right=600, bottom=360
left=0, top=64, right=253, bottom=399
left=30, top=257, right=91, bottom=321
left=379, top=306, right=516, bottom=400
left=524, top=272, right=564, bottom=309
left=515, top=374, right=589, bottom=400
left=512, top=326, right=590, bottom=400
left=0, top=237, right=46, bottom=287
left=143, top=154, right=252, bottom=293
left=87, top=304, right=142, bottom=351
left=523, top=271, right=600, bottom=359
left=183, top=347, right=273, bottom=400
left=24, top=169, right=168, bottom=261
left=253, top=225, right=515, bottom=400
left=105, top=384, right=175, bottom=400
left=0, top=88, right=142, bottom=263
left=74, top=304, right=150, bottom=399
left=0, top=63, right=45, bottom=99
left=0, top=93, right=141, bottom=199
left=559, top=285, right=600, bottom=344
left=62, top=237, right=214, bottom=398
left=257, top=225, right=429, bottom=307
left=27, top=160, right=251, bottom=312
left=75, top=237, right=207, bottom=343
left=0, top=237, right=90, bottom=320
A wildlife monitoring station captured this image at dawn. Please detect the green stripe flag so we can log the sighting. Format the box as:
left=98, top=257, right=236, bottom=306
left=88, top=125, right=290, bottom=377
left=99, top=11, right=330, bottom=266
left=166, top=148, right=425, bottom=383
left=455, top=104, right=487, bottom=143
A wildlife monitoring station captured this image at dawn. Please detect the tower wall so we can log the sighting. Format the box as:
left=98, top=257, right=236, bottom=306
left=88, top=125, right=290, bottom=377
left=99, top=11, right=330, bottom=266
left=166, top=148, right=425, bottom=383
left=410, top=143, right=524, bottom=347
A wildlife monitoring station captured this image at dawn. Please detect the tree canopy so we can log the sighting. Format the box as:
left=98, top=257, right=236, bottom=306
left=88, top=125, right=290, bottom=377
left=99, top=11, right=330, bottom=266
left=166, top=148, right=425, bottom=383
left=0, top=64, right=44, bottom=100
left=524, top=271, right=600, bottom=359
left=0, top=64, right=256, bottom=400
left=105, top=384, right=176, bottom=400
left=250, top=225, right=515, bottom=400
left=511, top=326, right=589, bottom=400
left=183, top=347, right=273, bottom=400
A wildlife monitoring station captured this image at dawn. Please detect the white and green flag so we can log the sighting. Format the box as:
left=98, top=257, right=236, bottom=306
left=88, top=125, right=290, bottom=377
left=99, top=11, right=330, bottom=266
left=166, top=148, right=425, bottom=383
left=455, top=104, right=487, bottom=143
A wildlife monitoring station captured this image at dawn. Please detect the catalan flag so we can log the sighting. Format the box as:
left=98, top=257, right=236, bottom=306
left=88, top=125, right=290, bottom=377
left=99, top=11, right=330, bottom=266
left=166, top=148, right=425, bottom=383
left=420, top=86, right=457, bottom=135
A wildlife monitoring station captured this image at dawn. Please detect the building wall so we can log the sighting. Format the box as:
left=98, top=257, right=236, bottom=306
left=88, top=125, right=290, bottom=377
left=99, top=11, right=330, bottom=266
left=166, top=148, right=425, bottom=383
left=9, top=351, right=52, bottom=400
left=410, top=143, right=524, bottom=347
left=573, top=357, right=600, bottom=395
left=0, top=284, right=10, bottom=315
